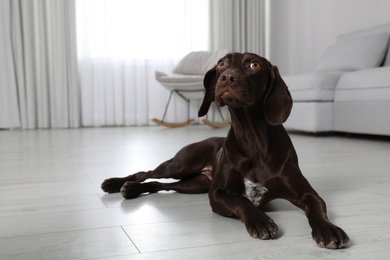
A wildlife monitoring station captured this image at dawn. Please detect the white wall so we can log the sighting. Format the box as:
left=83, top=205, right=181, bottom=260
left=268, top=0, right=390, bottom=75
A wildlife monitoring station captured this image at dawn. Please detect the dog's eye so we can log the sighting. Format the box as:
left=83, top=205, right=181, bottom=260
left=218, top=61, right=227, bottom=69
left=250, top=62, right=260, bottom=70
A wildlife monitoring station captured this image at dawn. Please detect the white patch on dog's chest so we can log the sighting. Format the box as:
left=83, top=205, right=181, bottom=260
left=243, top=178, right=268, bottom=207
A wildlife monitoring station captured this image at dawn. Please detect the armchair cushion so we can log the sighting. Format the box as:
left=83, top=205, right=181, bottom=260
left=155, top=71, right=203, bottom=84
left=172, top=50, right=228, bottom=75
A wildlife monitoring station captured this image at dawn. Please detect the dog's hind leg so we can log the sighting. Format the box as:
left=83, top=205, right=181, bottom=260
left=101, top=137, right=223, bottom=194
left=120, top=173, right=212, bottom=199
left=101, top=158, right=201, bottom=193
left=101, top=172, right=149, bottom=193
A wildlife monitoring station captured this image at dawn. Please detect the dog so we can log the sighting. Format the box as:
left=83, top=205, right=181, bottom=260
left=101, top=52, right=349, bottom=249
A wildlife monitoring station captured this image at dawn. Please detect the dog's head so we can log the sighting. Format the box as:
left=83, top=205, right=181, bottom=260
left=198, top=52, right=292, bottom=126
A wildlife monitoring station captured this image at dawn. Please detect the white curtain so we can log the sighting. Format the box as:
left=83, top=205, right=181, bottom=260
left=1, top=0, right=264, bottom=129
left=210, top=0, right=266, bottom=55
left=0, top=0, right=80, bottom=129
left=76, top=0, right=210, bottom=126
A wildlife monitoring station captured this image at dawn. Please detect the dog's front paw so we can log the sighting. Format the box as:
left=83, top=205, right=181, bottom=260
left=101, top=178, right=126, bottom=193
left=244, top=215, right=278, bottom=239
left=312, top=223, right=349, bottom=249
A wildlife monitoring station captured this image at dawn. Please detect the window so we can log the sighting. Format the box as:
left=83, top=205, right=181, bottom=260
left=76, top=0, right=210, bottom=60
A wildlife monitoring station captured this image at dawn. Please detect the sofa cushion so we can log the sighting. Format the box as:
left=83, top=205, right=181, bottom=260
left=384, top=43, right=390, bottom=66
left=337, top=23, right=390, bottom=41
left=283, top=71, right=345, bottom=101
left=316, top=33, right=390, bottom=71
left=335, top=67, right=390, bottom=102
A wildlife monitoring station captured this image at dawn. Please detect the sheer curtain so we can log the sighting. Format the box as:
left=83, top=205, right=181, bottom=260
left=76, top=0, right=209, bottom=126
left=210, top=0, right=266, bottom=55
left=1, top=0, right=264, bottom=129
left=0, top=0, right=80, bottom=129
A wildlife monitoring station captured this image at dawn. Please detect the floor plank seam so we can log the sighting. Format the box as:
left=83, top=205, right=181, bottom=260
left=121, top=226, right=141, bottom=254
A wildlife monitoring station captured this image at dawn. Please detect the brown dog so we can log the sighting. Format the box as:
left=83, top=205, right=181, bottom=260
left=101, top=52, right=349, bottom=249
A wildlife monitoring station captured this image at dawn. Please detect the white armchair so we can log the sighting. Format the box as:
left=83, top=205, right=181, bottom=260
left=153, top=50, right=230, bottom=128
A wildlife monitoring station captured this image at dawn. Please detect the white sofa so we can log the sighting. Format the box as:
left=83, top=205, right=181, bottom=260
left=283, top=24, right=390, bottom=136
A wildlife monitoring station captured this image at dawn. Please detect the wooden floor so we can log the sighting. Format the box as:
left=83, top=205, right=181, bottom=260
left=0, top=125, right=389, bottom=259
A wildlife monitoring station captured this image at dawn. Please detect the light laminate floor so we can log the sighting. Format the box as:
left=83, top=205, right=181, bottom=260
left=0, top=125, right=389, bottom=259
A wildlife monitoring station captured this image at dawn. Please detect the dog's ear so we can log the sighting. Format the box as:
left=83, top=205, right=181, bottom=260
left=264, top=66, right=293, bottom=125
left=198, top=66, right=217, bottom=117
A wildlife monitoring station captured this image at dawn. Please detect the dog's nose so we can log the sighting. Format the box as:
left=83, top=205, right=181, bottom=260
left=220, top=72, right=239, bottom=85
